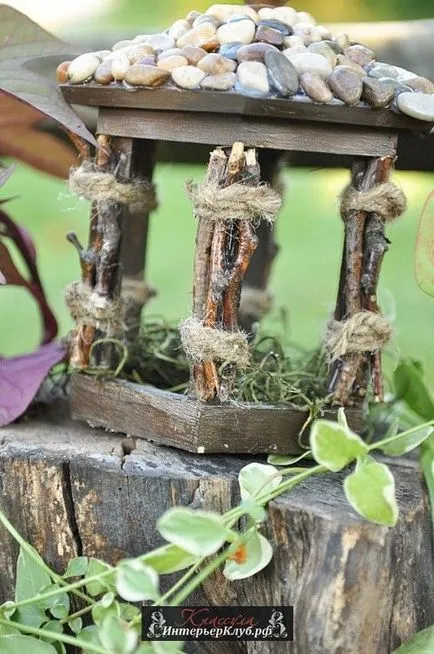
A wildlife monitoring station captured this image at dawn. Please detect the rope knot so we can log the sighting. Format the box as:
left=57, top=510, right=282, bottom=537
left=69, top=162, right=158, bottom=214
left=341, top=181, right=406, bottom=222
left=186, top=181, right=281, bottom=224
left=65, top=281, right=124, bottom=336
left=326, top=311, right=392, bottom=361
left=180, top=316, right=250, bottom=369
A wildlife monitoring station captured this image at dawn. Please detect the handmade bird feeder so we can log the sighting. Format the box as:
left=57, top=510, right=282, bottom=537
left=59, top=2, right=433, bottom=454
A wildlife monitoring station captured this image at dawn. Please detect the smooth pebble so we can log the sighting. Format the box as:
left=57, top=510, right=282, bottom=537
left=284, top=52, right=332, bottom=79
left=308, top=42, right=337, bottom=67
left=237, top=42, right=277, bottom=63
left=111, top=54, right=130, bottom=81
left=201, top=72, right=236, bottom=91
left=219, top=42, right=243, bottom=60
left=157, top=55, right=189, bottom=72
left=217, top=19, right=255, bottom=45
left=125, top=64, right=170, bottom=87
left=344, top=44, right=374, bottom=67
left=361, top=77, right=395, bottom=108
left=404, top=77, right=434, bottom=94
left=328, top=65, right=363, bottom=105
left=197, top=53, right=236, bottom=74
left=256, top=25, right=284, bottom=47
left=237, top=61, right=270, bottom=95
left=171, top=65, right=206, bottom=89
left=145, top=33, right=175, bottom=52
left=168, top=19, right=191, bottom=42
left=258, top=7, right=297, bottom=27
left=206, top=4, right=258, bottom=23
left=68, top=53, right=101, bottom=83
left=397, top=92, right=434, bottom=121
left=264, top=49, right=299, bottom=96
left=300, top=72, right=333, bottom=102
left=177, top=23, right=217, bottom=50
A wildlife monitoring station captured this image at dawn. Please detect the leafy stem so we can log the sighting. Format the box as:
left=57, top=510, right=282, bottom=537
left=0, top=618, right=107, bottom=654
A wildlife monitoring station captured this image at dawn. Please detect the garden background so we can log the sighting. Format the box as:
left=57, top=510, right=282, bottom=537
left=2, top=0, right=433, bottom=388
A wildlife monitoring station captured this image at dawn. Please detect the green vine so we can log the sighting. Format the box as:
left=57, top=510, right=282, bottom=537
left=0, top=412, right=432, bottom=654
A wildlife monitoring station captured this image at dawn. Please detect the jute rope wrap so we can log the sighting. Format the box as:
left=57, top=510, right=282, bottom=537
left=239, top=287, right=273, bottom=319
left=341, top=181, right=406, bottom=222
left=186, top=181, right=282, bottom=224
left=180, top=317, right=250, bottom=369
left=65, top=281, right=124, bottom=336
left=326, top=311, right=392, bottom=361
left=69, top=162, right=158, bottom=214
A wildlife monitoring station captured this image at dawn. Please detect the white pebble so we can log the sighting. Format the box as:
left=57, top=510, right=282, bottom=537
left=283, top=52, right=332, bottom=79
left=171, top=65, right=206, bottom=89
left=111, top=53, right=131, bottom=81
left=217, top=19, right=255, bottom=45
left=68, top=53, right=101, bottom=83
left=397, top=92, right=434, bottom=122
left=237, top=61, right=270, bottom=95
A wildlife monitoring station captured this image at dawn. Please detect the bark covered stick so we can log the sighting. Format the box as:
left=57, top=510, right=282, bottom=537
left=68, top=134, right=110, bottom=368
left=360, top=156, right=394, bottom=402
left=191, top=149, right=228, bottom=400
left=329, top=157, right=382, bottom=406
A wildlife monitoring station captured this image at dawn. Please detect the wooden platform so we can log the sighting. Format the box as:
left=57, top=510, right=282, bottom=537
left=0, top=402, right=433, bottom=653
left=71, top=374, right=363, bottom=454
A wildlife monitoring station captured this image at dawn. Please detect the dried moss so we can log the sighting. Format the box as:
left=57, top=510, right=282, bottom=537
left=119, top=316, right=329, bottom=410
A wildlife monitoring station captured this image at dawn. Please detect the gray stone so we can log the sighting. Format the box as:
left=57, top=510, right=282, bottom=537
left=257, top=19, right=291, bottom=36
left=328, top=66, right=363, bottom=105
left=300, top=72, right=333, bottom=103
left=124, top=64, right=170, bottom=87
left=237, top=61, right=270, bottom=96
left=377, top=77, right=413, bottom=96
left=237, top=42, right=277, bottom=63
left=265, top=49, right=299, bottom=96
left=201, top=72, right=236, bottom=91
left=137, top=56, right=157, bottom=66
left=343, top=44, right=374, bottom=67
left=397, top=92, right=434, bottom=122
left=368, top=63, right=399, bottom=80
left=197, top=53, right=236, bottom=75
left=256, top=25, right=284, bottom=46
left=171, top=64, right=206, bottom=89
left=193, top=14, right=220, bottom=29
left=361, top=77, right=395, bottom=108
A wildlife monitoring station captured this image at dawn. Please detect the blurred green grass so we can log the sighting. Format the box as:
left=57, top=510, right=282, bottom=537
left=2, top=162, right=433, bottom=388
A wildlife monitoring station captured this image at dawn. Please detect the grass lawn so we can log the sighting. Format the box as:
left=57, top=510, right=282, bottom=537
left=1, top=162, right=433, bottom=390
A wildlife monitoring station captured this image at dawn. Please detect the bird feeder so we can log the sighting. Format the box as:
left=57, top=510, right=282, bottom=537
left=59, top=2, right=433, bottom=454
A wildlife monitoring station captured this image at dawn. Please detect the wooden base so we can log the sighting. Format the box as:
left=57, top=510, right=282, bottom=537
left=70, top=374, right=363, bottom=454
left=0, top=403, right=433, bottom=653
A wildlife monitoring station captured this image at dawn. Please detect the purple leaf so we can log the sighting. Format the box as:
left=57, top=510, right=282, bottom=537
left=0, top=164, right=15, bottom=189
left=0, top=342, right=66, bottom=426
left=0, top=270, right=5, bottom=284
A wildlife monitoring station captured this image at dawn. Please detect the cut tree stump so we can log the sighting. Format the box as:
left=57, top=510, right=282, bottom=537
left=0, top=403, right=433, bottom=654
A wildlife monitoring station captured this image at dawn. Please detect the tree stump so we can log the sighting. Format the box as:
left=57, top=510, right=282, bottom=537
left=0, top=403, right=433, bottom=654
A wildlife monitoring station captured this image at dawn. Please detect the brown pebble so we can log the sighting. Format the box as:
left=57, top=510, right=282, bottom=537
left=344, top=44, right=374, bottom=68
left=237, top=42, right=277, bottom=63
left=125, top=64, right=170, bottom=87
left=182, top=45, right=208, bottom=65
left=336, top=55, right=366, bottom=78
left=404, top=76, right=434, bottom=94
left=300, top=72, right=333, bottom=103
left=56, top=61, right=71, bottom=83
left=94, top=60, right=114, bottom=85
left=197, top=53, right=236, bottom=75
left=362, top=77, right=395, bottom=108
left=255, top=25, right=284, bottom=46
left=328, top=65, right=363, bottom=105
left=128, top=45, right=155, bottom=64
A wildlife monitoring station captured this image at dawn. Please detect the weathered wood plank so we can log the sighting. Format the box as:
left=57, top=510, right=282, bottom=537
left=70, top=374, right=363, bottom=454
left=0, top=403, right=432, bottom=653
left=61, top=85, right=431, bottom=132
left=96, top=109, right=398, bottom=156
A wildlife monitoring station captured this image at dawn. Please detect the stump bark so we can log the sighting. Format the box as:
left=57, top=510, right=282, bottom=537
left=0, top=403, right=433, bottom=654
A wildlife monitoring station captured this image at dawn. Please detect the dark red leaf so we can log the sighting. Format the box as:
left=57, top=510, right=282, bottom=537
left=0, top=342, right=66, bottom=426
left=0, top=240, right=28, bottom=285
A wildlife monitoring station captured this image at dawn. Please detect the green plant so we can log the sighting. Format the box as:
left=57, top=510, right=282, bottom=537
left=0, top=412, right=432, bottom=653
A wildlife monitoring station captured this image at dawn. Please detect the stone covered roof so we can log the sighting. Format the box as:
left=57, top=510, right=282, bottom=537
left=57, top=3, right=434, bottom=123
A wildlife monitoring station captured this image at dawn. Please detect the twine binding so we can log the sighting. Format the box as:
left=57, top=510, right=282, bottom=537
left=180, top=316, right=250, bottom=369
left=239, top=287, right=273, bottom=319
left=65, top=281, right=124, bottom=336
left=341, top=181, right=406, bottom=222
left=69, top=162, right=158, bottom=214
left=186, top=181, right=281, bottom=224
left=326, top=311, right=392, bottom=361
